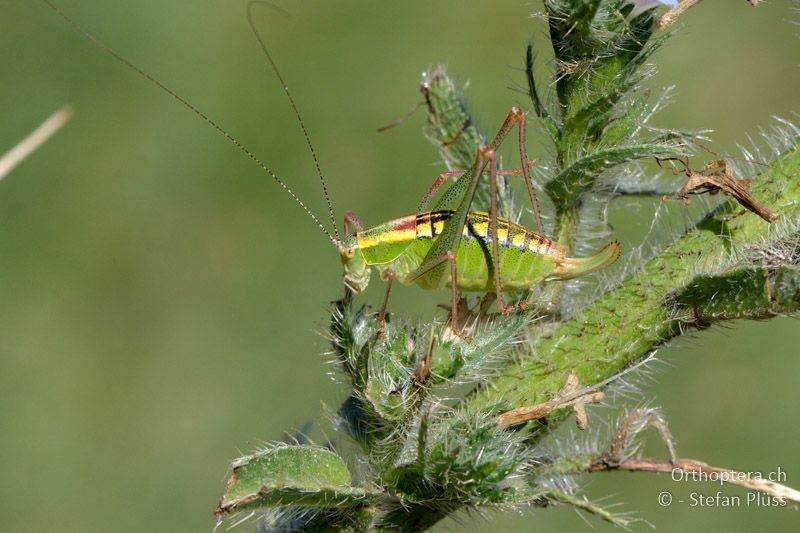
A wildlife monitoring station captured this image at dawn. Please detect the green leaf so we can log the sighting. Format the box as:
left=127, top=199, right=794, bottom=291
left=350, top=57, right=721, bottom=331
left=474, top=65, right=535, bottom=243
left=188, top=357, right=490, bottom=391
left=422, top=67, right=483, bottom=173
left=432, top=307, right=533, bottom=382
left=545, top=142, right=688, bottom=206
left=393, top=411, right=534, bottom=504
left=216, top=446, right=367, bottom=515
left=561, top=36, right=665, bottom=151
left=525, top=43, right=559, bottom=137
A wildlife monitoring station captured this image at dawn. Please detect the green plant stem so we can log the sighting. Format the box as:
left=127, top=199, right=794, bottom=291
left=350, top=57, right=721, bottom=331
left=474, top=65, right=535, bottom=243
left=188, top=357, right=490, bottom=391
left=370, top=504, right=452, bottom=533
left=675, top=266, right=800, bottom=322
left=462, top=144, right=800, bottom=425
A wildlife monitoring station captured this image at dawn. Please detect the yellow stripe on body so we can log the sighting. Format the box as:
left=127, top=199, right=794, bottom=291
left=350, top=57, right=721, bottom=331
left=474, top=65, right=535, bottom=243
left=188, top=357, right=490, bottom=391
left=495, top=226, right=510, bottom=245
left=464, top=214, right=513, bottom=247
left=357, top=210, right=557, bottom=256
left=462, top=212, right=560, bottom=257
left=358, top=227, right=416, bottom=248
left=355, top=213, right=427, bottom=250
left=416, top=218, right=434, bottom=238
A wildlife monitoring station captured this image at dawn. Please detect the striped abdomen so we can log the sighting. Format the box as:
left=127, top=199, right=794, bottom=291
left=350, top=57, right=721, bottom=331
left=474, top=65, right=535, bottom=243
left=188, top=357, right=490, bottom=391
left=356, top=210, right=618, bottom=292
left=414, top=211, right=559, bottom=257
left=408, top=211, right=563, bottom=292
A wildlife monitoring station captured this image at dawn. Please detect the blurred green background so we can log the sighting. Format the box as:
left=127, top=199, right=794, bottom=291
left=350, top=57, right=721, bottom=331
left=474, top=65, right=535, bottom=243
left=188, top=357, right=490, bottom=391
left=2, top=1, right=799, bottom=531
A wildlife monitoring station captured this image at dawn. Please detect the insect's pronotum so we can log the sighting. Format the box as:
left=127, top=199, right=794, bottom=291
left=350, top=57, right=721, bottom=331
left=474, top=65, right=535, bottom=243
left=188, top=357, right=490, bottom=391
left=46, top=1, right=619, bottom=340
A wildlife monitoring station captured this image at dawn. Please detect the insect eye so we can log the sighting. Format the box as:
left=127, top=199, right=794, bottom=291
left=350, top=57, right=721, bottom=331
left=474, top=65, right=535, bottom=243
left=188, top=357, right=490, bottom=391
left=345, top=248, right=355, bottom=258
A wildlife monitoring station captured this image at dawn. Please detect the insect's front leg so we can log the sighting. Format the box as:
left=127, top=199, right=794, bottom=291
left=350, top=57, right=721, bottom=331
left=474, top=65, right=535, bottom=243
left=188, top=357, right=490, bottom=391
left=377, top=269, right=395, bottom=341
left=343, top=211, right=364, bottom=235
left=443, top=251, right=470, bottom=341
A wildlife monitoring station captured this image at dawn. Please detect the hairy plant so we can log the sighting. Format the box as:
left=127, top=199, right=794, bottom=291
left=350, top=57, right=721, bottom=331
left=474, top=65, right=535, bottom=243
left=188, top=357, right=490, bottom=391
left=216, top=1, right=800, bottom=530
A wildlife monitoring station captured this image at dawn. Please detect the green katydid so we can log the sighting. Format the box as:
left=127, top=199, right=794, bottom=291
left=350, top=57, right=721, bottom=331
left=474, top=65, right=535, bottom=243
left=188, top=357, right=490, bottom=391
left=47, top=1, right=620, bottom=340
left=340, top=106, right=619, bottom=339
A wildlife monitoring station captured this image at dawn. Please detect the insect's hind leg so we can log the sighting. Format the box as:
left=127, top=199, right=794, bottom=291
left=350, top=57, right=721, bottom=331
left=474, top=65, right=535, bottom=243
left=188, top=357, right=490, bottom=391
left=419, top=107, right=540, bottom=217
left=417, top=162, right=537, bottom=213
left=408, top=146, right=497, bottom=341
left=418, top=170, right=462, bottom=213
left=487, top=148, right=529, bottom=315
left=490, top=107, right=543, bottom=235
left=422, top=108, right=543, bottom=228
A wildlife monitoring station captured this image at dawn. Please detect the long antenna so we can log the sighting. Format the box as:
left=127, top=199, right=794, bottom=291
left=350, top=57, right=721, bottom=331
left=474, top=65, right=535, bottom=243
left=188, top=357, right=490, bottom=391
left=43, top=0, right=340, bottom=248
left=246, top=2, right=340, bottom=243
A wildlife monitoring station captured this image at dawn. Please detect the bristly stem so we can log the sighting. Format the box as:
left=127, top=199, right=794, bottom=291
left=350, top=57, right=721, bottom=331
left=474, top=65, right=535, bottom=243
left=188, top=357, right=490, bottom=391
left=215, top=2, right=800, bottom=530
left=464, top=145, right=800, bottom=427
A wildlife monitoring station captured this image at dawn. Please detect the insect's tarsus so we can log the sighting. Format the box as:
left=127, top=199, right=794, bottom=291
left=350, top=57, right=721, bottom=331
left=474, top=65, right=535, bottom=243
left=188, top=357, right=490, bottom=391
left=43, top=0, right=340, bottom=247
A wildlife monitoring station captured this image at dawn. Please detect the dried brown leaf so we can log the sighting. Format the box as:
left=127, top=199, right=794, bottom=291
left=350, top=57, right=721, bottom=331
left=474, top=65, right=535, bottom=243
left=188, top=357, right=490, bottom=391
left=675, top=159, right=779, bottom=223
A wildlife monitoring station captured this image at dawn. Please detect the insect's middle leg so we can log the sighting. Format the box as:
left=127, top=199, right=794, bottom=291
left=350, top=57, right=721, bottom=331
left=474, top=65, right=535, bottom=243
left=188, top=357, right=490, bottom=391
left=406, top=249, right=470, bottom=341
